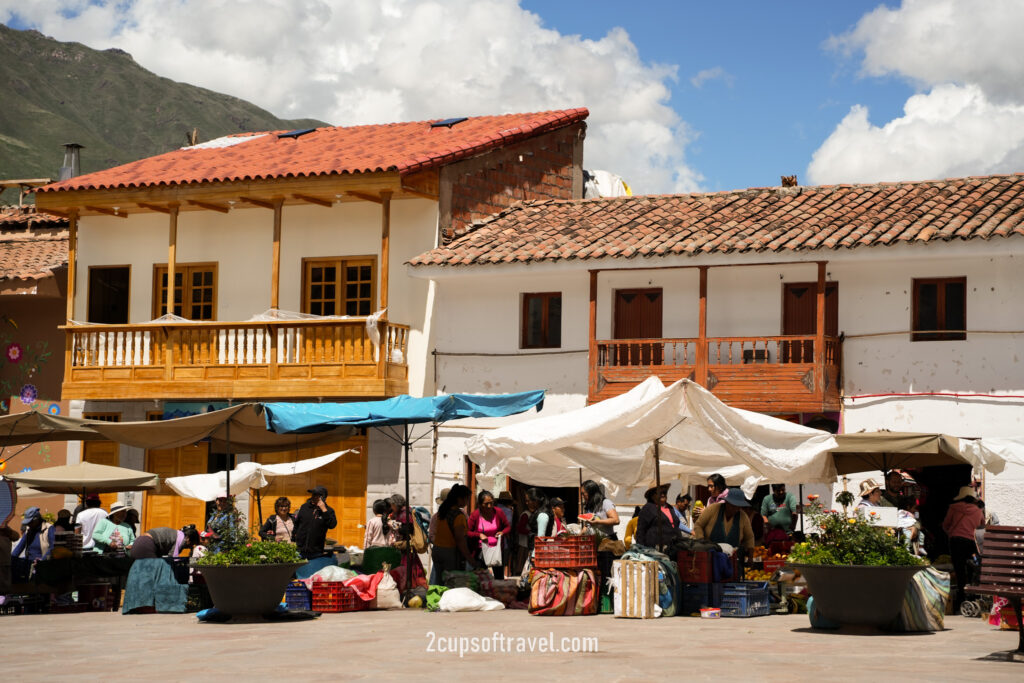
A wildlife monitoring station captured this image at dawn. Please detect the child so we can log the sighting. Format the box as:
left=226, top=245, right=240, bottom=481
left=549, top=498, right=568, bottom=534
left=363, top=499, right=388, bottom=548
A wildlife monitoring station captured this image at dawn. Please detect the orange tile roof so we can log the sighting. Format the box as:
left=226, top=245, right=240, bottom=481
left=409, top=174, right=1024, bottom=266
left=37, top=109, right=589, bottom=194
left=0, top=207, right=68, bottom=281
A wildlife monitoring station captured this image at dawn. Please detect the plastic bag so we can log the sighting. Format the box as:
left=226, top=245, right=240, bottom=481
left=375, top=570, right=403, bottom=610
left=481, top=542, right=503, bottom=567
left=311, top=565, right=357, bottom=583
left=437, top=587, right=504, bottom=612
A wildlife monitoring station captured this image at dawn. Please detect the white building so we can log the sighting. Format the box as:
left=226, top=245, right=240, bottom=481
left=408, top=176, right=1024, bottom=531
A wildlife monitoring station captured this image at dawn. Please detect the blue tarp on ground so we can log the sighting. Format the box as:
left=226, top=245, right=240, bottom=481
left=262, top=391, right=545, bottom=434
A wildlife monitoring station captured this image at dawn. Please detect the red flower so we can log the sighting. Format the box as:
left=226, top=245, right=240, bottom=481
left=807, top=494, right=819, bottom=501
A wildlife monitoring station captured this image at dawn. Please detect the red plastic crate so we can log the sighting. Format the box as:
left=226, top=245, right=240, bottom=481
left=677, top=551, right=739, bottom=583
left=764, top=557, right=788, bottom=574
left=534, top=535, right=598, bottom=569
left=311, top=581, right=367, bottom=613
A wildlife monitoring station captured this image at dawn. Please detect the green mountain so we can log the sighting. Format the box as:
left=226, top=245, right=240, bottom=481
left=0, top=25, right=326, bottom=198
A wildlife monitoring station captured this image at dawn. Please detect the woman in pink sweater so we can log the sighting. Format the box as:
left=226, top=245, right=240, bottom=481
left=942, top=486, right=985, bottom=610
left=467, top=490, right=510, bottom=579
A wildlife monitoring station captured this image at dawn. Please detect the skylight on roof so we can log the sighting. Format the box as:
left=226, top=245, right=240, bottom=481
left=278, top=128, right=316, bottom=139
left=430, top=117, right=468, bottom=129
left=182, top=134, right=268, bottom=150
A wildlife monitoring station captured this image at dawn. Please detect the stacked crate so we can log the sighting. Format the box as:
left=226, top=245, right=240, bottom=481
left=677, top=550, right=739, bottom=616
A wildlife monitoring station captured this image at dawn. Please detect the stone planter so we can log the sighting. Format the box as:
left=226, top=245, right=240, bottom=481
left=790, top=563, right=924, bottom=627
left=200, top=562, right=306, bottom=616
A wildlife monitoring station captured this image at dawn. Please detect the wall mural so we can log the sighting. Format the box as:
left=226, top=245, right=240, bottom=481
left=1, top=313, right=56, bottom=475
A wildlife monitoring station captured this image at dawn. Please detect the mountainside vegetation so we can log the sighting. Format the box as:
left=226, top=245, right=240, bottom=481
left=0, top=24, right=326, bottom=200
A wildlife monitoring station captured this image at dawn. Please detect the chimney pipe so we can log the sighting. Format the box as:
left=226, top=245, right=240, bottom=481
left=59, top=143, right=84, bottom=181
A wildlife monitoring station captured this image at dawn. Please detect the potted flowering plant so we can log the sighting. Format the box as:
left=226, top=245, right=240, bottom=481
left=788, top=499, right=924, bottom=626
left=196, top=536, right=305, bottom=616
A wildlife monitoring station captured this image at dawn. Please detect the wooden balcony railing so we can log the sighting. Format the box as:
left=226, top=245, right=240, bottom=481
left=592, top=334, right=841, bottom=413
left=62, top=318, right=410, bottom=400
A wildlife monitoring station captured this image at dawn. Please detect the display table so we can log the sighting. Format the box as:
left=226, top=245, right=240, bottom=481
left=32, top=555, right=134, bottom=587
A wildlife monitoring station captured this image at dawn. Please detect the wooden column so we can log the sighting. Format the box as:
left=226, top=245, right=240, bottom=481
left=696, top=266, right=709, bottom=387
left=270, top=198, right=284, bottom=310
left=377, top=191, right=392, bottom=380
left=164, top=204, right=179, bottom=379
left=588, top=270, right=598, bottom=401
left=65, top=210, right=78, bottom=322
left=814, top=261, right=827, bottom=398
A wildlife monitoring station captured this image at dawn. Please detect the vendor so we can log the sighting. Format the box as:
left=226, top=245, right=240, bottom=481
left=693, top=488, right=755, bottom=551
left=293, top=486, right=338, bottom=559
left=131, top=526, right=199, bottom=559
left=857, top=479, right=883, bottom=507
left=259, top=496, right=295, bottom=543
left=580, top=480, right=619, bottom=539
left=943, top=486, right=985, bottom=611
left=880, top=470, right=906, bottom=508
left=432, top=485, right=479, bottom=579
left=635, top=484, right=682, bottom=551
left=760, top=484, right=798, bottom=534
left=91, top=502, right=137, bottom=554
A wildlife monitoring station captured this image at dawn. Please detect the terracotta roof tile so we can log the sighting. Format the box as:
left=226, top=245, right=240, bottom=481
left=0, top=207, right=68, bottom=281
left=38, top=109, right=588, bottom=194
left=409, top=174, right=1024, bottom=267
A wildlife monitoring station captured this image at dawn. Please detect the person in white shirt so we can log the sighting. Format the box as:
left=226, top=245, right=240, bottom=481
left=75, top=495, right=108, bottom=551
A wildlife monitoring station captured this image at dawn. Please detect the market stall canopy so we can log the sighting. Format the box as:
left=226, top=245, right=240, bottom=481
left=959, top=436, right=1024, bottom=475
left=4, top=461, right=159, bottom=494
left=829, top=432, right=966, bottom=475
left=166, top=449, right=351, bottom=501
left=263, top=391, right=546, bottom=432
left=0, top=410, right=105, bottom=447
left=465, top=377, right=838, bottom=496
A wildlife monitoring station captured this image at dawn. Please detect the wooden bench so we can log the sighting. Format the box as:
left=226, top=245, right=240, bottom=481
left=966, top=525, right=1024, bottom=653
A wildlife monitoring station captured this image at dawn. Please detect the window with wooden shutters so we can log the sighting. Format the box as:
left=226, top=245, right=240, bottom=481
left=912, top=277, right=966, bottom=341
left=302, top=258, right=376, bottom=316
left=152, top=263, right=217, bottom=320
left=521, top=292, right=562, bottom=348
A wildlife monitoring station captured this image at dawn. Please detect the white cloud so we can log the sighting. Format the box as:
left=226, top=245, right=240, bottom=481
left=811, top=0, right=1024, bottom=184
left=0, top=0, right=702, bottom=193
left=689, top=66, right=733, bottom=89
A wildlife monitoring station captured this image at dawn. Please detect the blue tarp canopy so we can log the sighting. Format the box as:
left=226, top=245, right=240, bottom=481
left=263, top=391, right=546, bottom=433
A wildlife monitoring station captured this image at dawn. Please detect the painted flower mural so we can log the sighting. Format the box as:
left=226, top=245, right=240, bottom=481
left=5, top=342, right=22, bottom=363
left=20, top=384, right=38, bottom=404
left=47, top=403, right=61, bottom=415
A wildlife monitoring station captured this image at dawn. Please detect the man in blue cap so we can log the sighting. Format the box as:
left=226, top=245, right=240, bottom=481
left=12, top=507, right=51, bottom=581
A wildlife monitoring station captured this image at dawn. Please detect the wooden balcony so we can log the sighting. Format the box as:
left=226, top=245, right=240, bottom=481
left=62, top=318, right=410, bottom=400
left=590, top=335, right=841, bottom=413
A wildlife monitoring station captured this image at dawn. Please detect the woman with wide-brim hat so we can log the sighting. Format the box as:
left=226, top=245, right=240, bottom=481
left=693, top=488, right=755, bottom=552
left=857, top=478, right=883, bottom=507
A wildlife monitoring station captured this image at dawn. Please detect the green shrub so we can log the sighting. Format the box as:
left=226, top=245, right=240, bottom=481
left=196, top=539, right=304, bottom=566
left=788, top=500, right=924, bottom=567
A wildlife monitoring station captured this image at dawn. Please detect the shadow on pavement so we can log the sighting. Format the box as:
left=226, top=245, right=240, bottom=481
left=790, top=626, right=937, bottom=637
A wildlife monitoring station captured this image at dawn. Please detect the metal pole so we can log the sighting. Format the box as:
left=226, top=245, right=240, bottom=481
left=578, top=468, right=584, bottom=521
left=225, top=420, right=231, bottom=501
left=654, top=440, right=662, bottom=489
left=798, top=484, right=804, bottom=534
left=255, top=489, right=263, bottom=528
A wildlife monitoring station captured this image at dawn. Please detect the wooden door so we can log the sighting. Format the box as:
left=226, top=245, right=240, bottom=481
left=613, top=288, right=663, bottom=365
left=144, top=444, right=208, bottom=532
left=251, top=438, right=367, bottom=547
left=782, top=282, right=838, bottom=362
left=82, top=441, right=120, bottom=512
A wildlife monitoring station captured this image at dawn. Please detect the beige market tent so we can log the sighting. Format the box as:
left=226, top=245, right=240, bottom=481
left=4, top=461, right=159, bottom=494
left=829, top=432, right=966, bottom=475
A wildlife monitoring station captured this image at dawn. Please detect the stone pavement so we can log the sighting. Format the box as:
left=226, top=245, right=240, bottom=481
left=3, top=610, right=1021, bottom=681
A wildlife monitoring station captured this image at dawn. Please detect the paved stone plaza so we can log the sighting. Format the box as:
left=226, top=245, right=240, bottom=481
left=4, top=610, right=1021, bottom=680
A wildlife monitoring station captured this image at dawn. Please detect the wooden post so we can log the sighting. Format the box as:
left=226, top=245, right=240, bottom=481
left=65, top=210, right=78, bottom=322
left=378, top=191, right=392, bottom=380
left=270, top=198, right=283, bottom=310
left=697, top=266, right=709, bottom=387
left=588, top=270, right=598, bottom=401
left=815, top=261, right=827, bottom=398
left=165, top=204, right=179, bottom=379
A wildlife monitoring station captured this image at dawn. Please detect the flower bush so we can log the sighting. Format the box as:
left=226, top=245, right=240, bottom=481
left=196, top=538, right=303, bottom=566
left=788, top=500, right=923, bottom=567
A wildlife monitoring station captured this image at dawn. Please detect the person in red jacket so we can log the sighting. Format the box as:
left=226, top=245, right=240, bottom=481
left=467, top=490, right=510, bottom=579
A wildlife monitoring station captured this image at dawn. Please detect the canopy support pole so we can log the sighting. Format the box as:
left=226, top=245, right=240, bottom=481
left=225, top=419, right=231, bottom=501
left=255, top=488, right=263, bottom=528
left=798, top=484, right=804, bottom=534
left=578, top=468, right=584, bottom=520
left=654, top=439, right=662, bottom=489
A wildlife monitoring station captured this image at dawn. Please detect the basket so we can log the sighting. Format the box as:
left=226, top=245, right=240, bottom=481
left=720, top=580, right=770, bottom=618
left=534, top=535, right=598, bottom=569
left=311, top=581, right=367, bottom=613
left=285, top=580, right=312, bottom=611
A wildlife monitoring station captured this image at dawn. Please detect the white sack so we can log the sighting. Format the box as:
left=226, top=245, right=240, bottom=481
left=437, top=587, right=505, bottom=612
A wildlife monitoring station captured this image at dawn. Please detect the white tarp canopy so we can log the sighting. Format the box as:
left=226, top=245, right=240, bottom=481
left=466, top=377, right=838, bottom=496
left=165, top=450, right=351, bottom=501
left=959, top=436, right=1024, bottom=474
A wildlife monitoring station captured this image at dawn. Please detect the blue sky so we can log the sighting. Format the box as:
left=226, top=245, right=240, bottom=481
left=3, top=0, right=1022, bottom=194
left=521, top=1, right=913, bottom=191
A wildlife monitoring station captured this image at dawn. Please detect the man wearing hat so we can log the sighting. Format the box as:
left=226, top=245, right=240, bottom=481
left=91, top=502, right=137, bottom=554
left=693, top=488, right=755, bottom=551
left=293, top=486, right=337, bottom=559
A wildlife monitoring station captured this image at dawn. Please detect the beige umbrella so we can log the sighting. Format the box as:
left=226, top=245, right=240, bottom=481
left=830, top=432, right=965, bottom=475
left=4, top=461, right=159, bottom=495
